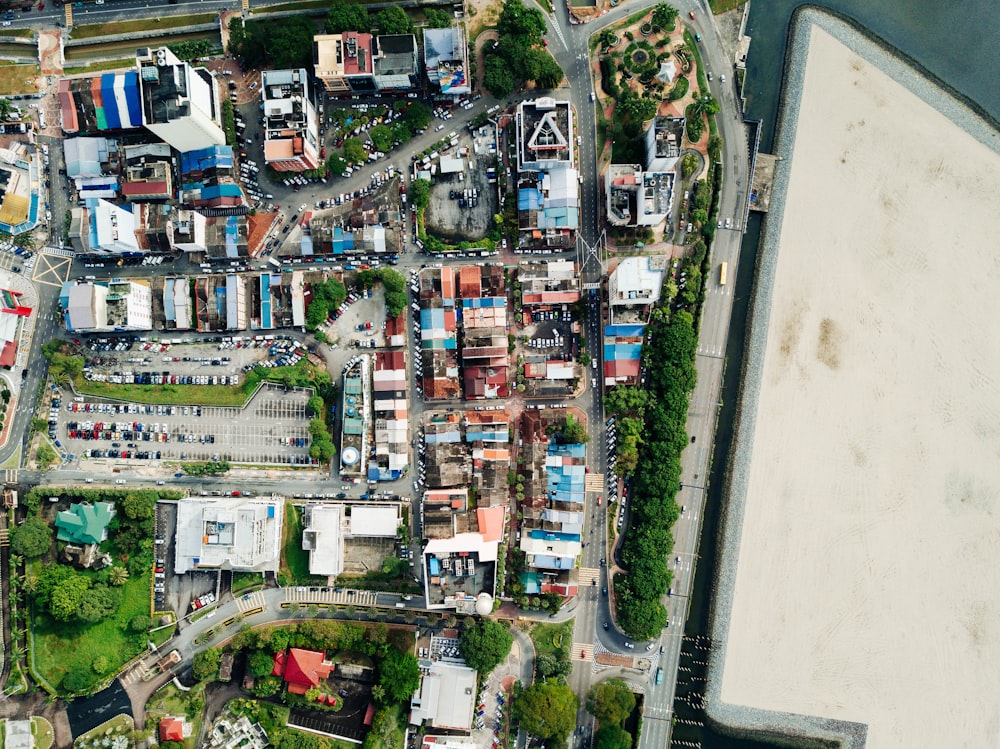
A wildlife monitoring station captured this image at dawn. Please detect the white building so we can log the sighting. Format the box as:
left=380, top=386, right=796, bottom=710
left=61, top=279, right=153, bottom=332
left=606, top=163, right=674, bottom=228
left=80, top=197, right=139, bottom=254
left=608, top=256, right=665, bottom=309
left=136, top=46, right=225, bottom=152
left=515, top=97, right=574, bottom=173
left=644, top=116, right=685, bottom=172
left=410, top=658, right=477, bottom=732
left=423, top=27, right=470, bottom=96
left=302, top=503, right=400, bottom=576
left=261, top=69, right=320, bottom=173
left=173, top=496, right=284, bottom=574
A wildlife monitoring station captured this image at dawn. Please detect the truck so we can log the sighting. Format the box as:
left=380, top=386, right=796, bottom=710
left=719, top=262, right=728, bottom=286
left=268, top=257, right=281, bottom=269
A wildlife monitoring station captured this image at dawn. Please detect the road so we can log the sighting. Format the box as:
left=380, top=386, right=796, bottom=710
left=3, top=1, right=752, bottom=745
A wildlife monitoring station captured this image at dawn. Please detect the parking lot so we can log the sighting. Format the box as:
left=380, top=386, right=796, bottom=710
left=422, top=129, right=498, bottom=243
left=154, top=500, right=219, bottom=616
left=56, top=384, right=315, bottom=466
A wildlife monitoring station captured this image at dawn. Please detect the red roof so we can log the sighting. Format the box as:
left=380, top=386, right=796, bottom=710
left=0, top=341, right=16, bottom=368
left=159, top=718, right=184, bottom=742
left=273, top=648, right=333, bottom=694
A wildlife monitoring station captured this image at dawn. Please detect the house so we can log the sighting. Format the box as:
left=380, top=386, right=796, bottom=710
left=261, top=69, right=320, bottom=173
left=55, top=501, right=115, bottom=545
left=159, top=717, right=186, bottom=743
left=608, top=256, right=665, bottom=322
left=271, top=648, right=334, bottom=694
left=0, top=286, right=31, bottom=368
left=423, top=27, right=470, bottom=96
left=0, top=141, right=41, bottom=236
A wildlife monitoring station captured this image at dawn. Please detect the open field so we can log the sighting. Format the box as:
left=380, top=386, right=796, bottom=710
left=718, top=19, right=1000, bottom=749
left=0, top=63, right=39, bottom=95
left=68, top=13, right=216, bottom=40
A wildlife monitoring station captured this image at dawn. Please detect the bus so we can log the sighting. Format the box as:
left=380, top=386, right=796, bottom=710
left=719, top=261, right=728, bottom=286
left=655, top=667, right=664, bottom=685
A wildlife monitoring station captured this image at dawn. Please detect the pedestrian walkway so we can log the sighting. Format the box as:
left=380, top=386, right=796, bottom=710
left=579, top=567, right=601, bottom=586
left=236, top=590, right=266, bottom=614
left=284, top=587, right=378, bottom=607
left=585, top=474, right=604, bottom=492
left=2, top=469, right=17, bottom=484
left=120, top=660, right=151, bottom=686
left=42, top=246, right=74, bottom=259
left=572, top=642, right=594, bottom=661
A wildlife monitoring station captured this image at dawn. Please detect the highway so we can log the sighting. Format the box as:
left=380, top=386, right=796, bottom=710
left=1, top=1, right=752, bottom=745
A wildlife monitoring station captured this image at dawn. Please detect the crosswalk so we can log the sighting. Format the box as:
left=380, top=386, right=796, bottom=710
left=579, top=567, right=601, bottom=586
left=284, top=587, right=378, bottom=607
left=42, top=246, right=74, bottom=259
left=236, top=590, right=266, bottom=614
left=2, top=469, right=17, bottom=484
left=572, top=642, right=594, bottom=661
left=120, top=660, right=151, bottom=686
left=585, top=474, right=604, bottom=492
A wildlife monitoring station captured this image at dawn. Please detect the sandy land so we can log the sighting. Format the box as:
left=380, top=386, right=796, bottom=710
left=720, top=24, right=1000, bottom=748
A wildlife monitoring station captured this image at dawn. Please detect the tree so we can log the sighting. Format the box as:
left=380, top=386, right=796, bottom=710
left=49, top=572, right=91, bottom=622
left=343, top=138, right=368, bottom=165
left=325, top=0, right=370, bottom=34
left=252, top=675, right=282, bottom=698
left=651, top=3, right=679, bottom=32
left=192, top=647, right=222, bottom=682
left=681, top=152, right=699, bottom=178
left=375, top=6, right=412, bottom=35
left=122, top=492, right=156, bottom=520
left=401, top=101, right=432, bottom=131
left=130, top=614, right=151, bottom=633
left=424, top=8, right=452, bottom=27
left=306, top=395, right=325, bottom=416
left=707, top=135, right=723, bottom=163
left=267, top=16, right=316, bottom=69
left=327, top=154, right=348, bottom=176
left=559, top=414, right=589, bottom=444
left=370, top=124, right=393, bottom=152
left=409, top=179, right=431, bottom=210
left=10, top=515, right=52, bottom=558
left=512, top=682, right=578, bottom=743
left=594, top=724, right=633, bottom=749
left=378, top=649, right=420, bottom=703
left=77, top=584, right=119, bottom=623
left=458, top=619, right=513, bottom=676
left=248, top=649, right=274, bottom=678
left=587, top=679, right=636, bottom=726
left=108, top=566, right=130, bottom=586
left=92, top=655, right=111, bottom=675
left=483, top=54, right=516, bottom=98
left=497, top=0, right=546, bottom=41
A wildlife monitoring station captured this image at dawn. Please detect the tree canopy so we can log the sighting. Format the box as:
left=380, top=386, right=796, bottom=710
left=375, top=6, right=412, bottom=35
left=459, top=619, right=513, bottom=676
left=227, top=16, right=313, bottom=69
left=586, top=679, right=636, bottom=726
left=192, top=647, right=222, bottom=682
left=651, top=3, right=679, bottom=31
left=378, top=649, right=420, bottom=703
left=513, top=682, right=578, bottom=743
left=325, top=0, right=370, bottom=34
left=424, top=8, right=452, bottom=28
left=594, top=725, right=633, bottom=749
left=409, top=179, right=431, bottom=211
left=483, top=0, right=562, bottom=97
left=10, top=515, right=52, bottom=558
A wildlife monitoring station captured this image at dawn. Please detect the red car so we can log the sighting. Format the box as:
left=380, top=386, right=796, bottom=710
left=597, top=496, right=602, bottom=506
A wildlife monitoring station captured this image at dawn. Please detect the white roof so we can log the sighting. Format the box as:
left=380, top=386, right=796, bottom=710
left=409, top=660, right=477, bottom=730
left=350, top=506, right=399, bottom=537
left=439, top=155, right=464, bottom=174
left=4, top=720, right=33, bottom=749
left=424, top=532, right=498, bottom=563
left=173, top=496, right=283, bottom=574
left=304, top=504, right=344, bottom=576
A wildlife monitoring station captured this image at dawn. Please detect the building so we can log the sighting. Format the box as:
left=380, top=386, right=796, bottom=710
left=603, top=324, right=645, bottom=386
left=261, top=69, right=320, bottom=173
left=645, top=116, right=685, bottom=172
left=4, top=720, right=33, bottom=749
left=459, top=265, right=509, bottom=401
left=189, top=274, right=247, bottom=331
left=0, top=142, right=40, bottom=235
left=302, top=502, right=400, bottom=576
left=58, top=72, right=143, bottom=135
left=60, top=279, right=153, bottom=332
left=606, top=163, right=674, bottom=228
left=72, top=197, right=140, bottom=255
left=422, top=505, right=504, bottom=611
left=607, top=256, right=665, bottom=321
left=373, top=35, right=420, bottom=91
left=136, top=46, right=225, bottom=151
left=205, top=712, right=269, bottom=749
left=465, top=410, right=511, bottom=507
left=417, top=267, right=460, bottom=400
left=271, top=648, right=334, bottom=694
left=159, top=718, right=187, bottom=743
left=121, top=142, right=173, bottom=202
left=340, top=356, right=371, bottom=479
left=515, top=98, right=578, bottom=249
left=63, top=137, right=111, bottom=179
left=518, top=259, right=580, bottom=309
left=371, top=351, right=409, bottom=481
left=410, top=659, right=478, bottom=732
left=515, top=97, right=574, bottom=173
left=168, top=211, right=250, bottom=258
left=55, top=501, right=115, bottom=545
left=313, top=33, right=376, bottom=94
left=173, top=495, right=284, bottom=574
left=0, top=286, right=32, bottom=368
left=424, top=27, right=470, bottom=96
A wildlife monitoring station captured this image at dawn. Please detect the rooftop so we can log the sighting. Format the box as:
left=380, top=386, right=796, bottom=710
left=173, top=495, right=283, bottom=574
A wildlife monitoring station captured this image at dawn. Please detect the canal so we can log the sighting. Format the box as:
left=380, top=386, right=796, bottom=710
left=669, top=1, right=999, bottom=746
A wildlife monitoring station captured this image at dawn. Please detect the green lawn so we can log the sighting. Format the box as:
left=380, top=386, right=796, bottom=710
left=73, top=714, right=133, bottom=744
left=280, top=503, right=325, bottom=585
left=709, top=0, right=745, bottom=13
left=69, top=13, right=216, bottom=40
left=32, top=568, right=151, bottom=693
left=32, top=717, right=54, bottom=749
left=232, top=571, right=263, bottom=595
left=63, top=58, right=135, bottom=76
left=530, top=621, right=573, bottom=660
left=150, top=620, right=176, bottom=648
left=75, top=378, right=254, bottom=407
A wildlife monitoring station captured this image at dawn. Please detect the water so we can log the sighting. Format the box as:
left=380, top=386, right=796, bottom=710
left=672, top=2, right=1000, bottom=746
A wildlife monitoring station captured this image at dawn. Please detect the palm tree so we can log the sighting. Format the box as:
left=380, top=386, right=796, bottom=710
left=21, top=573, right=37, bottom=594
left=10, top=553, right=23, bottom=569
left=108, top=566, right=129, bottom=586
left=371, top=684, right=386, bottom=702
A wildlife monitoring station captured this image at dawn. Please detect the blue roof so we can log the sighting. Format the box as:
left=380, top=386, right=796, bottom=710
left=518, top=188, right=541, bottom=210
left=260, top=273, right=272, bottom=329
left=604, top=343, right=643, bottom=361
left=224, top=215, right=239, bottom=258
left=605, top=324, right=646, bottom=337
left=180, top=145, right=234, bottom=174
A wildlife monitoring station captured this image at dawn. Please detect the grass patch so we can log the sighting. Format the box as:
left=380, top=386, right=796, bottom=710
left=530, top=621, right=572, bottom=660
left=32, top=717, right=54, bottom=749
left=150, top=620, right=176, bottom=648
left=69, top=13, right=216, bottom=40
left=74, top=378, right=253, bottom=407
left=0, top=64, right=39, bottom=96
left=709, top=0, right=745, bottom=13
left=232, top=571, right=263, bottom=595
left=1, top=28, right=34, bottom=38
left=31, top=566, right=152, bottom=693
left=73, top=714, right=133, bottom=745
left=147, top=682, right=205, bottom=747
left=63, top=58, right=134, bottom=75
left=280, top=503, right=325, bottom=585
left=254, top=0, right=331, bottom=10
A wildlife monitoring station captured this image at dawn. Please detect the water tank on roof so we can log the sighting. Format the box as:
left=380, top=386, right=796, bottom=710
left=342, top=447, right=359, bottom=466
left=476, top=593, right=493, bottom=616
left=347, top=407, right=356, bottom=417
left=347, top=396, right=356, bottom=405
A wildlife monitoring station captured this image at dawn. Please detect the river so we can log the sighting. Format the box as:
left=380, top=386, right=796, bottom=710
left=670, top=1, right=999, bottom=747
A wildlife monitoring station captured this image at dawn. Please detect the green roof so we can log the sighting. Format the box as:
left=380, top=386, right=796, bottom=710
left=55, top=501, right=115, bottom=545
